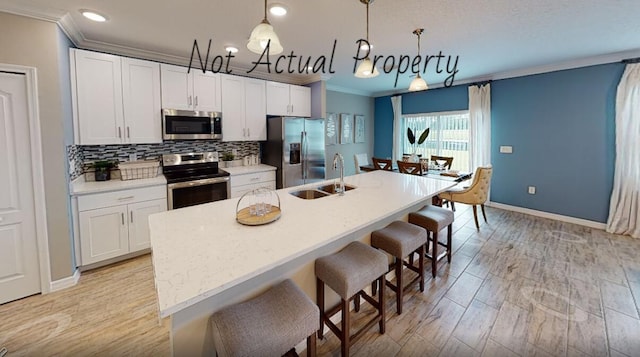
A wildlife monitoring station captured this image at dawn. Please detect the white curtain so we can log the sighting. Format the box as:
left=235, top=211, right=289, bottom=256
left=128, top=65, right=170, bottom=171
left=469, top=84, right=492, bottom=170
left=391, top=95, right=403, bottom=162
left=607, top=63, right=640, bottom=238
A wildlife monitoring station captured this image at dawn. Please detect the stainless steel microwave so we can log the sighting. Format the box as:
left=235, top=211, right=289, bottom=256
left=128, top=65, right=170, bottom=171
left=162, top=109, right=222, bottom=140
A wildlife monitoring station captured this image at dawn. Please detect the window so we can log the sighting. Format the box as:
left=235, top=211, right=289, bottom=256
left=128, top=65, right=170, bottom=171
left=402, top=111, right=470, bottom=172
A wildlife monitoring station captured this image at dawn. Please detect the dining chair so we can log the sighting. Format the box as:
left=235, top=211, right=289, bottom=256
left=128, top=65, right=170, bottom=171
left=372, top=157, right=393, bottom=171
left=430, top=155, right=454, bottom=170
left=354, top=153, right=370, bottom=174
left=438, top=166, right=492, bottom=230
left=396, top=161, right=422, bottom=176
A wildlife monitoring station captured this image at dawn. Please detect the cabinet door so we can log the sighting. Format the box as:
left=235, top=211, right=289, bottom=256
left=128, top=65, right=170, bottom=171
left=289, top=85, right=311, bottom=117
left=122, top=58, right=162, bottom=143
left=160, top=64, right=193, bottom=110
left=79, top=205, right=129, bottom=265
left=128, top=199, right=166, bottom=252
left=266, top=81, right=290, bottom=116
left=220, top=74, right=246, bottom=142
left=74, top=50, right=124, bottom=145
left=193, top=71, right=221, bottom=112
left=244, top=78, right=266, bottom=141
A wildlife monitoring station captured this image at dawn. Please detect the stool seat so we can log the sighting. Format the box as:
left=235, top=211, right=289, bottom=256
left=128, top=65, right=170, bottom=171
left=315, top=241, right=387, bottom=300
left=371, top=221, right=428, bottom=314
left=371, top=221, right=427, bottom=258
left=211, top=279, right=319, bottom=357
left=409, top=205, right=455, bottom=278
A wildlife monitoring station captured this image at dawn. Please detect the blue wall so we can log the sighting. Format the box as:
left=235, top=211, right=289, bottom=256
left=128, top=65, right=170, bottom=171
left=374, top=85, right=468, bottom=158
left=374, top=62, right=625, bottom=223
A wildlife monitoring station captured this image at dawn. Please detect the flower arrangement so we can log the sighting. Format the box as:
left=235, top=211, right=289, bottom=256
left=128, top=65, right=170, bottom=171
left=407, top=127, right=430, bottom=156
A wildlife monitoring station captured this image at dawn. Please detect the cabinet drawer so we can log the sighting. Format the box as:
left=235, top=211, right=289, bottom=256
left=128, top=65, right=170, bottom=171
left=77, top=185, right=166, bottom=211
left=231, top=181, right=276, bottom=198
left=230, top=171, right=275, bottom=187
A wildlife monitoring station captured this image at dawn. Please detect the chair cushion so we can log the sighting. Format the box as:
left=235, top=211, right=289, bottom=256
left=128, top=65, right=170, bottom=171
left=409, top=205, right=454, bottom=232
left=371, top=221, right=428, bottom=258
left=315, top=241, right=387, bottom=300
left=211, top=279, right=319, bottom=357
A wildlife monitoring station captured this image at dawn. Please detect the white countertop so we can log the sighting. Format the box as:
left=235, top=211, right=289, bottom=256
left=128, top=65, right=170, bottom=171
left=149, top=170, right=456, bottom=318
left=221, top=164, right=276, bottom=175
left=70, top=175, right=167, bottom=196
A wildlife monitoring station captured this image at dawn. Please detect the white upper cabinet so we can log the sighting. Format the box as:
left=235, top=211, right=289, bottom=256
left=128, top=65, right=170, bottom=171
left=122, top=57, right=162, bottom=144
left=266, top=81, right=311, bottom=117
left=221, top=74, right=266, bottom=142
left=71, top=49, right=162, bottom=145
left=160, top=64, right=221, bottom=112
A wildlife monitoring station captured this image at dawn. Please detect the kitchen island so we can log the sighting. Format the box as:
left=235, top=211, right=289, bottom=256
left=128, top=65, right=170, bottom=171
left=149, top=170, right=456, bottom=356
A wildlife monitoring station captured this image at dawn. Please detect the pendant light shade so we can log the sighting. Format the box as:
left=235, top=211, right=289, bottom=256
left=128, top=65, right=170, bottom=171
left=408, top=28, right=428, bottom=91
left=247, top=0, right=283, bottom=55
left=355, top=0, right=379, bottom=78
left=355, top=58, right=380, bottom=78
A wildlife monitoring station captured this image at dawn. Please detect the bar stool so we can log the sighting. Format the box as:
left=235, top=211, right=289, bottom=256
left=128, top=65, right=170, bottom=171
left=371, top=221, right=428, bottom=314
left=210, top=279, right=319, bottom=357
left=408, top=205, right=455, bottom=277
left=315, top=241, right=387, bottom=356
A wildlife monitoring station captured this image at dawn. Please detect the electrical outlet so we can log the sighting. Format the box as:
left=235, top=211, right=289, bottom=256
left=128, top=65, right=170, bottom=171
left=129, top=153, right=137, bottom=161
left=500, top=146, right=513, bottom=154
left=528, top=186, right=536, bottom=194
left=232, top=149, right=238, bottom=156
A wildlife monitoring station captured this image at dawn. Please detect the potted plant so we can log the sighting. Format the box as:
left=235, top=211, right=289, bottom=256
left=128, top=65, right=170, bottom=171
left=407, top=127, right=430, bottom=162
left=221, top=152, right=235, bottom=168
left=90, top=160, right=117, bottom=181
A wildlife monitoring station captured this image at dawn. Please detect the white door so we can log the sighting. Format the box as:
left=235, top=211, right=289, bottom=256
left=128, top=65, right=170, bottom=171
left=266, top=81, right=290, bottom=116
left=122, top=58, right=162, bottom=144
left=79, top=205, right=129, bottom=265
left=221, top=74, right=246, bottom=141
left=0, top=72, right=41, bottom=304
left=244, top=78, right=267, bottom=141
left=160, top=64, right=193, bottom=110
left=128, top=199, right=166, bottom=252
left=289, top=85, right=311, bottom=117
left=192, top=71, right=221, bottom=112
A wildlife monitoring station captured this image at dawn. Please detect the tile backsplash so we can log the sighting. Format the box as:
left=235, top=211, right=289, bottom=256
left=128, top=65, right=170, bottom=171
left=67, top=141, right=260, bottom=180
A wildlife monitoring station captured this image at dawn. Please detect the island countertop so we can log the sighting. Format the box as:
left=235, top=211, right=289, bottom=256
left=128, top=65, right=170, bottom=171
left=149, top=170, right=456, bottom=318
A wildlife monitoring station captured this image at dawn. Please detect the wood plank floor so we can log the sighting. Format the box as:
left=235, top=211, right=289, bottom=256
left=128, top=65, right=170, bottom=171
left=2, top=204, right=640, bottom=356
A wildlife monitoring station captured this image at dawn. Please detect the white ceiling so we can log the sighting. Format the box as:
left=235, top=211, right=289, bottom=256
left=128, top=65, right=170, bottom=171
left=3, top=0, right=640, bottom=96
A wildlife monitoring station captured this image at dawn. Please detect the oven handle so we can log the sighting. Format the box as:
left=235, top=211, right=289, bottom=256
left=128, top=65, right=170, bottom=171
left=167, top=176, right=230, bottom=189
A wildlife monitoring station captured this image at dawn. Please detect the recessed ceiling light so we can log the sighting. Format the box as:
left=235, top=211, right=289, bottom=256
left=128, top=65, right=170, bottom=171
left=225, top=46, right=239, bottom=53
left=80, top=10, right=108, bottom=22
left=360, top=43, right=373, bottom=51
left=269, top=3, right=287, bottom=16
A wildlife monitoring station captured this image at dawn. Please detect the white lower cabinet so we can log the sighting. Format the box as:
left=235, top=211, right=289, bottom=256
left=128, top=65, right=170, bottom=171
left=77, top=186, right=166, bottom=265
left=230, top=171, right=276, bottom=198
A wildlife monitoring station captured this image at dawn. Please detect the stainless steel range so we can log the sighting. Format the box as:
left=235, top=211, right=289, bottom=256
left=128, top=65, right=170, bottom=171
left=162, top=152, right=230, bottom=210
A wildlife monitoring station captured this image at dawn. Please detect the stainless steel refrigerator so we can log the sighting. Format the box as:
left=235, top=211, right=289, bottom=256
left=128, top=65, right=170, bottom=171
left=262, top=117, right=325, bottom=188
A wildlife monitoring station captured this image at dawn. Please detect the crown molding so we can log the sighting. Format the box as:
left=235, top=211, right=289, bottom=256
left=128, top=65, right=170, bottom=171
left=0, top=0, right=65, bottom=22
left=325, top=83, right=374, bottom=97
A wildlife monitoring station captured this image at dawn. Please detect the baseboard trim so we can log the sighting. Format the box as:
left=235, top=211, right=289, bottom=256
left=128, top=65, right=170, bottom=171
left=49, top=268, right=80, bottom=292
left=487, top=201, right=607, bottom=230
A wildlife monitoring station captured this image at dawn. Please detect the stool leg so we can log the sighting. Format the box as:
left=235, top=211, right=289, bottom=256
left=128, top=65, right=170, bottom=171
left=418, top=244, right=425, bottom=292
left=432, top=232, right=438, bottom=278
left=342, top=298, right=350, bottom=356
left=447, top=224, right=453, bottom=263
left=378, top=275, right=386, bottom=334
left=316, top=277, right=324, bottom=340
left=395, top=257, right=403, bottom=314
left=354, top=293, right=361, bottom=312
left=307, top=333, right=316, bottom=357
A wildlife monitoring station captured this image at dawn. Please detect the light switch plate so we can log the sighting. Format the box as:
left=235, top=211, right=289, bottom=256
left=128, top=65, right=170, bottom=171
left=528, top=186, right=536, bottom=194
left=500, top=146, right=513, bottom=154
left=129, top=153, right=137, bottom=161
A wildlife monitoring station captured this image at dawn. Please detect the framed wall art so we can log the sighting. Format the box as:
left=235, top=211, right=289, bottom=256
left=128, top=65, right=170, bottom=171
left=340, top=113, right=353, bottom=144
left=325, top=113, right=338, bottom=146
left=354, top=114, right=365, bottom=143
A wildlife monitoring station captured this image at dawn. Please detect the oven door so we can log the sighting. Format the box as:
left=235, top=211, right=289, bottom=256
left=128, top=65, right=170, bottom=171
left=167, top=177, right=230, bottom=210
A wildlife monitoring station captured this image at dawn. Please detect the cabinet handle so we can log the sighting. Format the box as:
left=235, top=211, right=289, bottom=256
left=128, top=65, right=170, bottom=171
left=250, top=177, right=260, bottom=181
left=243, top=128, right=246, bottom=137
left=291, top=105, right=294, bottom=113
left=130, top=211, right=133, bottom=223
left=195, top=96, right=198, bottom=107
left=188, top=95, right=192, bottom=106
left=118, top=127, right=122, bottom=138
left=121, top=213, right=125, bottom=225
left=247, top=128, right=250, bottom=137
left=118, top=196, right=135, bottom=201
left=126, top=126, right=130, bottom=138
left=0, top=217, right=3, bottom=222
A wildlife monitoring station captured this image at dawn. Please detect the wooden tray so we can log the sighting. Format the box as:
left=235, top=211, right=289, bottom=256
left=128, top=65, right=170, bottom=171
left=236, top=206, right=282, bottom=226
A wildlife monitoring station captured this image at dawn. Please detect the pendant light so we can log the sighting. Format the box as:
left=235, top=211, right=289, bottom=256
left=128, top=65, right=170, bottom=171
left=247, top=0, right=283, bottom=55
left=408, top=28, right=428, bottom=91
left=354, top=0, right=379, bottom=78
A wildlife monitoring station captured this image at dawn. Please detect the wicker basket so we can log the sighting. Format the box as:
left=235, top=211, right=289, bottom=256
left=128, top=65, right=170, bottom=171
left=118, top=160, right=160, bottom=181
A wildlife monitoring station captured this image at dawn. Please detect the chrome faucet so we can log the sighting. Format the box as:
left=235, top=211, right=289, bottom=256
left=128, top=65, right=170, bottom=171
left=333, top=153, right=345, bottom=195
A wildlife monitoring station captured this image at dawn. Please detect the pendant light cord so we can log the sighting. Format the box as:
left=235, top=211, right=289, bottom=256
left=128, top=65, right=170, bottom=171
left=366, top=1, right=369, bottom=42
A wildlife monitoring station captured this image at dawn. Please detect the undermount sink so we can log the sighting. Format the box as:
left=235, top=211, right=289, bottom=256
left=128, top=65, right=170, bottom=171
left=317, top=184, right=357, bottom=194
left=289, top=189, right=331, bottom=200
